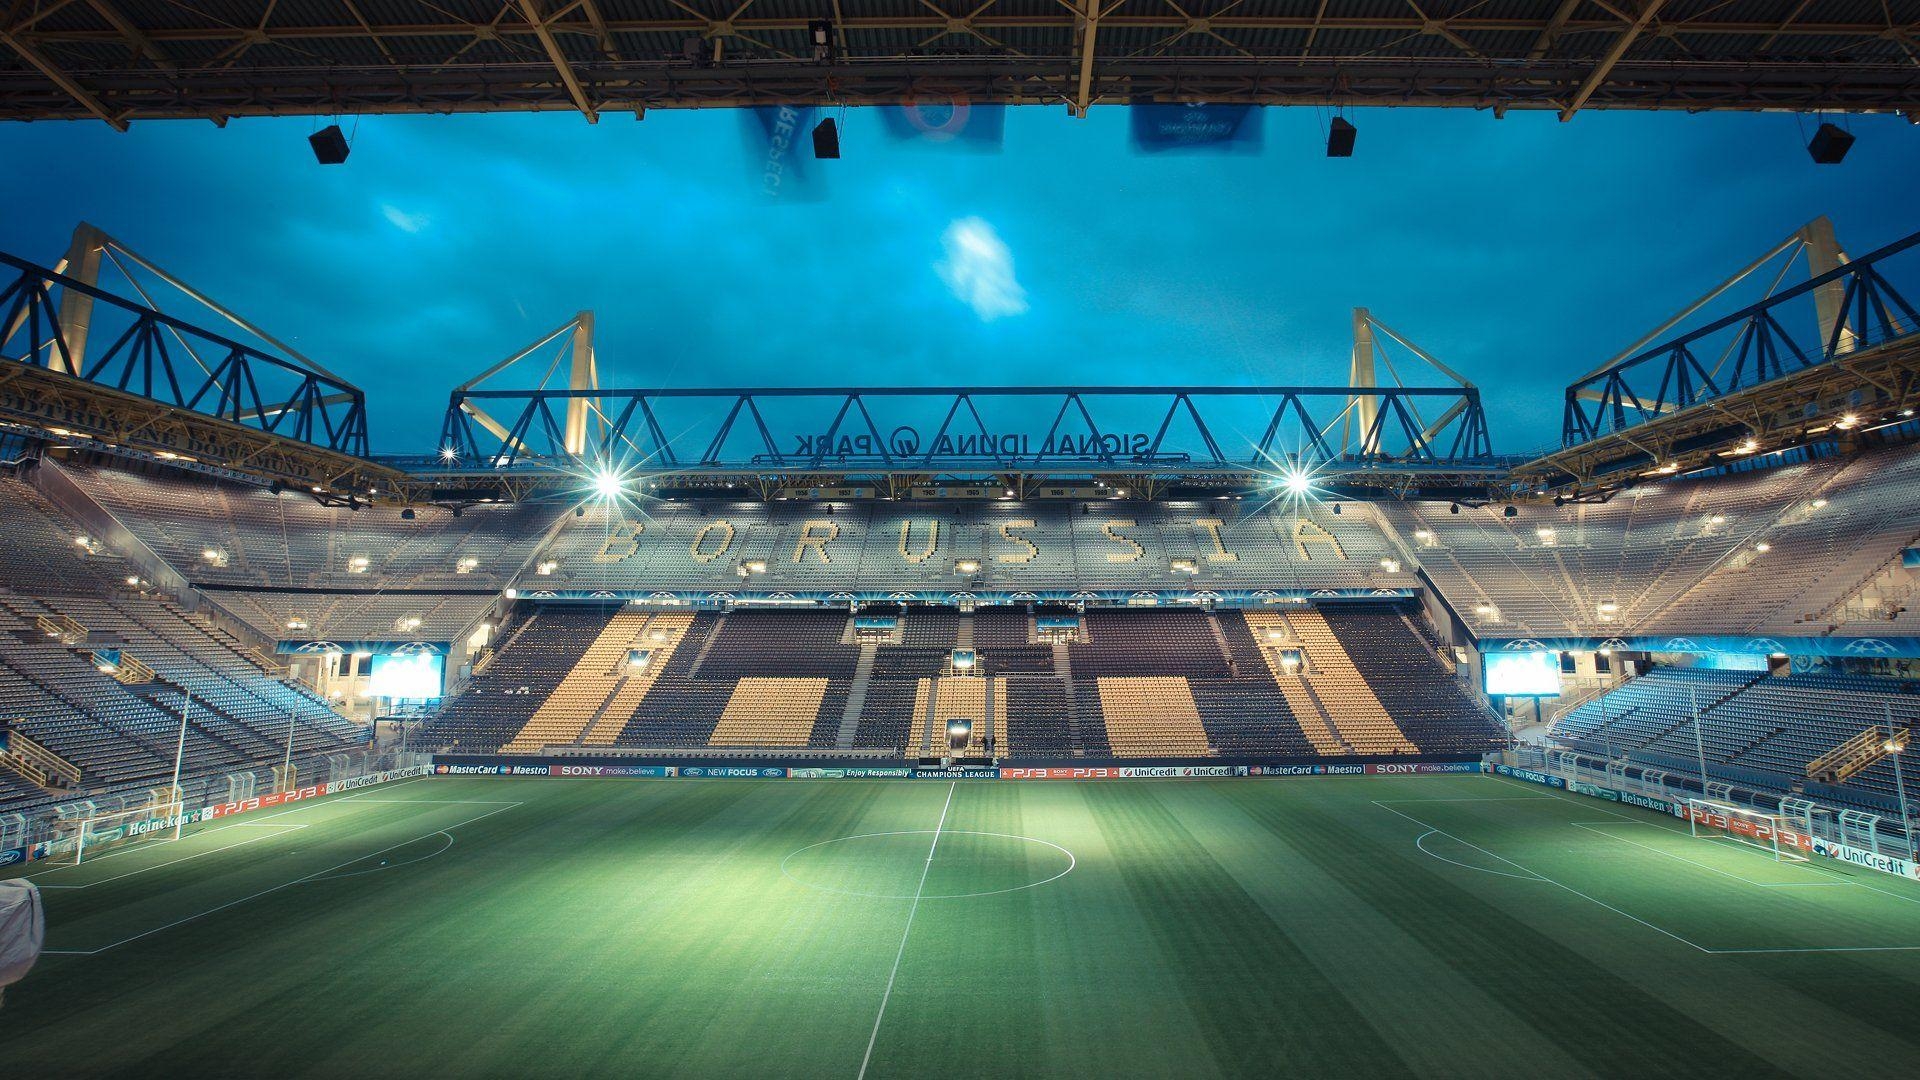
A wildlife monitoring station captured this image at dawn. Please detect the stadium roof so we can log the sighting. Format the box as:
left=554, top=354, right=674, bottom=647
left=3, top=1, right=1920, bottom=128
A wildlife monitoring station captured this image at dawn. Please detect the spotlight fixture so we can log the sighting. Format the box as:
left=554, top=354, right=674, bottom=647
left=309, top=123, right=351, bottom=165
left=1807, top=122, right=1854, bottom=165
left=1327, top=116, right=1357, bottom=158
left=812, top=117, right=840, bottom=159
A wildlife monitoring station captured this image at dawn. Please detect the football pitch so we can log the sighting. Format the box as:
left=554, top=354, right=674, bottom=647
left=4, top=772, right=1920, bottom=1078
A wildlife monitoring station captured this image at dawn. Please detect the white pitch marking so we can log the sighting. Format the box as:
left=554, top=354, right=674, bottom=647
left=26, top=824, right=309, bottom=890
left=28, top=777, right=432, bottom=878
left=303, top=832, right=457, bottom=881
left=44, top=801, right=521, bottom=957
left=1375, top=796, right=1559, bottom=803
left=1482, top=773, right=1853, bottom=882
left=857, top=781, right=955, bottom=1080
left=780, top=830, right=1075, bottom=900
left=1412, top=830, right=1545, bottom=881
left=1706, top=944, right=1920, bottom=955
left=337, top=791, right=518, bottom=799
left=1568, top=821, right=1847, bottom=888
left=1376, top=800, right=1713, bottom=953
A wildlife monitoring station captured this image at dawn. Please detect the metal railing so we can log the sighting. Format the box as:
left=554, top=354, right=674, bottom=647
left=2, top=747, right=428, bottom=857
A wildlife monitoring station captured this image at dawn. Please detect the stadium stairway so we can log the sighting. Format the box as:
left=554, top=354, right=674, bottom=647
left=1280, top=610, right=1418, bottom=754
left=502, top=610, right=654, bottom=752
left=914, top=676, right=992, bottom=756
left=832, top=644, right=877, bottom=749
left=579, top=613, right=695, bottom=745
left=1237, top=613, right=1349, bottom=755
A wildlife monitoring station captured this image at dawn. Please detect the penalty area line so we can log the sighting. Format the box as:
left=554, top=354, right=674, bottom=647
left=27, top=823, right=311, bottom=890
left=1377, top=800, right=1713, bottom=954
left=41, top=801, right=522, bottom=958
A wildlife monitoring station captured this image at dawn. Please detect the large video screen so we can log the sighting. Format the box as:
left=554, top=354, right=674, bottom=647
left=368, top=652, right=445, bottom=700
left=1483, top=651, right=1561, bottom=697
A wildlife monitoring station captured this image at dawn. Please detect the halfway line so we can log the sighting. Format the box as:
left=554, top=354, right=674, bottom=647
left=857, top=780, right=955, bottom=1080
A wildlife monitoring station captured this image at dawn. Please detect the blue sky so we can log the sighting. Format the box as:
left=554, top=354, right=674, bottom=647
left=1, top=106, right=1915, bottom=457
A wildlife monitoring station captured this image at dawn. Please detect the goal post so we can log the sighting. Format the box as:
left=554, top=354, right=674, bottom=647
left=43, top=800, right=188, bottom=867
left=1685, top=799, right=1811, bottom=863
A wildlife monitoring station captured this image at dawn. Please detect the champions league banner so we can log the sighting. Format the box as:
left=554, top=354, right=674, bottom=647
left=879, top=99, right=1005, bottom=150
left=1128, top=104, right=1263, bottom=154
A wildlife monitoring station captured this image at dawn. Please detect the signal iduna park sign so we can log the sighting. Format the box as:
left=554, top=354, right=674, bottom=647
left=792, top=427, right=1158, bottom=460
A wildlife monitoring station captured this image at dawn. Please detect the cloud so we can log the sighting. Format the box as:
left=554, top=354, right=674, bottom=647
left=936, top=217, right=1028, bottom=320
left=380, top=203, right=430, bottom=233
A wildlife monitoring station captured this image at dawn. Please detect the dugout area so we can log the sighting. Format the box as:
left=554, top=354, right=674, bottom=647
left=2, top=772, right=1919, bottom=1079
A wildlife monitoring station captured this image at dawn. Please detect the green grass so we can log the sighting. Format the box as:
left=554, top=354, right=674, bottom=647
left=4, top=772, right=1920, bottom=1078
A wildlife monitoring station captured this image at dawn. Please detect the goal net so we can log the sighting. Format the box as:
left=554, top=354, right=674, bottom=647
left=42, top=801, right=186, bottom=867
left=1685, top=799, right=1811, bottom=863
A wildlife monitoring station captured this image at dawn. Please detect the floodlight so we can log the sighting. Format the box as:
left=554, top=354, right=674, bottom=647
left=593, top=470, right=623, bottom=499
left=1282, top=470, right=1313, bottom=496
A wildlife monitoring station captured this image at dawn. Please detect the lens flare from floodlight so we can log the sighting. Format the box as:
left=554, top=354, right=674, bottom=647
left=593, top=470, right=623, bottom=500
left=1282, top=470, right=1314, bottom=496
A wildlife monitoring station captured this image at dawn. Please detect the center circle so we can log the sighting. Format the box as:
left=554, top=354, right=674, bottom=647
left=781, top=830, right=1075, bottom=900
